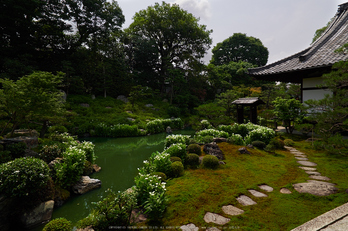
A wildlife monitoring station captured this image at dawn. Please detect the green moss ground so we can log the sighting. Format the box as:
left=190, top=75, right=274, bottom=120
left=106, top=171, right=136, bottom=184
left=162, top=141, right=348, bottom=230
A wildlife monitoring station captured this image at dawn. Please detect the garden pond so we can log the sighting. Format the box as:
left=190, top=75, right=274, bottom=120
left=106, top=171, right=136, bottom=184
left=33, top=129, right=194, bottom=230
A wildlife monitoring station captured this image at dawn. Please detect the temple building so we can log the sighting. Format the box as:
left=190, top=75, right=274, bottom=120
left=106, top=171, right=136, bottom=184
left=248, top=2, right=348, bottom=103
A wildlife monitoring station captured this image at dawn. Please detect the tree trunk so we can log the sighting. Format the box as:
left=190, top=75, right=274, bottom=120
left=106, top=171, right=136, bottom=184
left=40, top=120, right=49, bottom=138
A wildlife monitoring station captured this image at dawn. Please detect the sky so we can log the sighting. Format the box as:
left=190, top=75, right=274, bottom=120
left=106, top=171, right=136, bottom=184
left=115, top=0, right=348, bottom=65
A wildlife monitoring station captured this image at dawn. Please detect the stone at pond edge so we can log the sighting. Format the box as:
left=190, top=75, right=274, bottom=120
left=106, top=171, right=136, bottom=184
left=131, top=209, right=147, bottom=224
left=203, top=143, right=225, bottom=160
left=92, top=164, right=101, bottom=173
left=20, top=200, right=54, bottom=229
left=280, top=188, right=292, bottom=194
left=180, top=223, right=199, bottom=231
left=293, top=181, right=337, bottom=196
left=238, top=147, right=251, bottom=154
left=203, top=212, right=230, bottom=225
left=72, top=176, right=101, bottom=194
left=222, top=205, right=244, bottom=216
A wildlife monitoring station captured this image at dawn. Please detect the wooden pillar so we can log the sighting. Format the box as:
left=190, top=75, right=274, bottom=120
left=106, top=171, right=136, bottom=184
left=250, top=105, right=258, bottom=124
left=237, top=105, right=244, bottom=124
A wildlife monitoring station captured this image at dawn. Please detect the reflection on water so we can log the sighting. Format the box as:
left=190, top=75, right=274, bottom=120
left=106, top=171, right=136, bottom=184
left=47, top=129, right=194, bottom=226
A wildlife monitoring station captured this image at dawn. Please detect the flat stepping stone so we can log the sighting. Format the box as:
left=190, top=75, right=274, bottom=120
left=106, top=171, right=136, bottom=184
left=299, top=166, right=316, bottom=171
left=298, top=161, right=317, bottom=167
left=306, top=171, right=321, bottom=175
left=294, top=154, right=307, bottom=158
left=180, top=223, right=199, bottom=231
left=236, top=195, right=257, bottom=206
left=293, top=181, right=337, bottom=196
left=307, top=180, right=336, bottom=186
left=309, top=175, right=331, bottom=181
left=295, top=157, right=308, bottom=161
left=222, top=205, right=244, bottom=216
left=248, top=189, right=268, bottom=197
left=203, top=212, right=230, bottom=225
left=280, top=188, right=292, bottom=194
left=258, top=184, right=274, bottom=192
left=206, top=228, right=221, bottom=231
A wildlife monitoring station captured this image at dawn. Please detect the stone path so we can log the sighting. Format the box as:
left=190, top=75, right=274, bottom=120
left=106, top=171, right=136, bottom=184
left=181, top=146, right=338, bottom=230
left=285, top=146, right=338, bottom=197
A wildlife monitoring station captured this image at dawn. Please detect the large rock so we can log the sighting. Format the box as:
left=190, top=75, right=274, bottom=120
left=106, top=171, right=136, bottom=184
left=203, top=143, right=225, bottom=160
left=238, top=147, right=251, bottom=154
left=293, top=181, right=337, bottom=196
left=213, top=138, right=227, bottom=143
left=20, top=200, right=54, bottom=229
left=72, top=176, right=101, bottom=194
left=117, top=95, right=129, bottom=103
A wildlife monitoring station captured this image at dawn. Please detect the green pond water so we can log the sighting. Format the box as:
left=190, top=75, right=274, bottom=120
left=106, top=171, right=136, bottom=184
left=34, top=129, right=194, bottom=229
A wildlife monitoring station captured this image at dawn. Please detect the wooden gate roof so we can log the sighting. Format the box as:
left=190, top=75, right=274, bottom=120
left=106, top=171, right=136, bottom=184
left=248, top=2, right=348, bottom=83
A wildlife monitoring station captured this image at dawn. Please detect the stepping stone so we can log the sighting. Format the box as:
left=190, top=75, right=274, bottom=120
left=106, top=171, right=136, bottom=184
left=180, top=223, right=199, bottom=231
left=236, top=195, right=257, bottom=206
left=307, top=180, right=336, bottom=186
left=306, top=171, right=321, bottom=175
left=309, top=175, right=331, bottom=181
left=280, top=188, right=292, bottom=194
left=206, top=228, right=221, bottom=231
left=222, top=205, right=244, bottom=216
left=295, top=157, right=308, bottom=161
left=299, top=166, right=316, bottom=171
left=258, top=184, right=274, bottom=192
left=298, top=161, right=317, bottom=167
left=248, top=189, right=268, bottom=197
left=204, top=212, right=230, bottom=225
left=293, top=181, right=338, bottom=196
left=294, top=154, right=307, bottom=157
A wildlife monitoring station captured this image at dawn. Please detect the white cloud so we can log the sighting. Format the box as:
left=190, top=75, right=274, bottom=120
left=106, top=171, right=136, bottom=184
left=173, top=0, right=211, bottom=20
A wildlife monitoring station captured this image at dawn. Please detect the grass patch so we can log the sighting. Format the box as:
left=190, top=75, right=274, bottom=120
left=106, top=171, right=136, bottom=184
left=162, top=141, right=348, bottom=230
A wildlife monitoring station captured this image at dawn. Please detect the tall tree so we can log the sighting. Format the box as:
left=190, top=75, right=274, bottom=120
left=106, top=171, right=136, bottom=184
left=211, top=33, right=268, bottom=67
left=126, top=1, right=212, bottom=95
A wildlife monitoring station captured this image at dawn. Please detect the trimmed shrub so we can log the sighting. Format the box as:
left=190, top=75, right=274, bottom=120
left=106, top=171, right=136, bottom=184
left=43, top=217, right=72, bottom=231
left=252, top=141, right=266, bottom=149
left=187, top=144, right=201, bottom=155
left=151, top=172, right=167, bottom=181
left=164, top=143, right=187, bottom=162
left=39, top=143, right=65, bottom=163
left=227, top=134, right=245, bottom=145
left=195, top=129, right=229, bottom=138
left=95, top=123, right=140, bottom=137
left=0, top=157, right=50, bottom=198
left=170, top=161, right=184, bottom=178
left=269, top=138, right=285, bottom=150
left=170, top=156, right=182, bottom=163
left=264, top=144, right=276, bottom=152
left=284, top=139, right=295, bottom=147
left=186, top=154, right=200, bottom=168
left=164, top=134, right=191, bottom=148
left=195, top=135, right=214, bottom=144
left=202, top=155, right=219, bottom=169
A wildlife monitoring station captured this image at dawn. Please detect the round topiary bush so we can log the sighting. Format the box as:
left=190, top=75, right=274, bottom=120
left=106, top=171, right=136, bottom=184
left=202, top=155, right=219, bottom=169
left=187, top=144, right=201, bottom=155
left=284, top=139, right=295, bottom=147
left=170, top=156, right=182, bottom=163
left=151, top=172, right=167, bottom=181
left=0, top=157, right=50, bottom=198
left=269, top=138, right=284, bottom=150
left=43, top=217, right=72, bottom=231
left=186, top=153, right=200, bottom=168
left=164, top=143, right=187, bottom=163
left=252, top=141, right=266, bottom=149
left=170, top=161, right=184, bottom=178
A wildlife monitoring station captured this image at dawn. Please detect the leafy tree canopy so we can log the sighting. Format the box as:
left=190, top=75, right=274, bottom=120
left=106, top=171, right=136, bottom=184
left=211, top=33, right=269, bottom=67
left=125, top=1, right=212, bottom=93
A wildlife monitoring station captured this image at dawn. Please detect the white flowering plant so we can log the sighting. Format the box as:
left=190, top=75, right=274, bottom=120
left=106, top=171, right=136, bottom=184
left=227, top=134, right=245, bottom=146
left=195, top=129, right=229, bottom=138
left=164, top=134, right=191, bottom=148
left=163, top=143, right=187, bottom=161
left=77, top=141, right=96, bottom=163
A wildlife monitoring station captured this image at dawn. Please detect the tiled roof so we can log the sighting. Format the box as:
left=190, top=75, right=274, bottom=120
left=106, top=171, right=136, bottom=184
left=248, top=3, right=348, bottom=77
left=232, top=97, right=265, bottom=105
